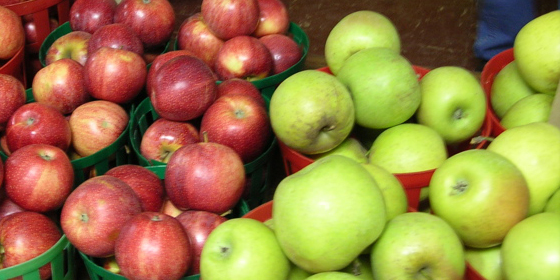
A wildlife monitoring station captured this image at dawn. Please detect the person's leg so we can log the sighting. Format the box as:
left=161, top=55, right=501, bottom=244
left=473, top=0, right=536, bottom=62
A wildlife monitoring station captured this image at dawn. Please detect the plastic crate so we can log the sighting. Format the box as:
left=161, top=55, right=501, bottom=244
left=0, top=45, right=26, bottom=85
left=0, top=235, right=75, bottom=280
left=480, top=48, right=514, bottom=137
left=129, top=92, right=278, bottom=209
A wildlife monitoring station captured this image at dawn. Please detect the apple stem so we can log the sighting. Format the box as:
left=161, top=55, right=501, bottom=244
left=151, top=215, right=162, bottom=222
left=26, top=117, right=35, bottom=126
left=80, top=213, right=89, bottom=223
left=322, top=125, right=336, bottom=132
left=470, top=136, right=495, bottom=145
left=202, top=131, right=209, bottom=143
left=453, top=108, right=464, bottom=120
left=40, top=152, right=53, bottom=161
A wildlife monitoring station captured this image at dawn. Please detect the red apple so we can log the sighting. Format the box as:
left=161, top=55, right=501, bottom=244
left=115, top=212, right=192, bottom=280
left=216, top=78, right=265, bottom=106
left=105, top=164, right=165, bottom=212
left=176, top=210, right=227, bottom=275
left=259, top=33, right=302, bottom=75
left=140, top=118, right=200, bottom=163
left=0, top=5, right=24, bottom=60
left=0, top=211, right=62, bottom=280
left=159, top=197, right=184, bottom=217
left=23, top=17, right=58, bottom=44
left=69, top=0, right=117, bottom=34
left=83, top=47, right=147, bottom=104
left=252, top=0, right=290, bottom=37
left=0, top=132, right=9, bottom=156
left=0, top=0, right=28, bottom=5
left=201, top=0, right=260, bottom=40
left=87, top=23, right=144, bottom=56
left=200, top=94, right=271, bottom=163
left=69, top=100, right=128, bottom=157
left=32, top=58, right=90, bottom=115
left=145, top=49, right=195, bottom=98
left=60, top=175, right=142, bottom=258
left=0, top=190, right=25, bottom=222
left=0, top=73, right=26, bottom=132
left=44, top=31, right=91, bottom=66
left=4, top=144, right=74, bottom=213
left=113, top=0, right=175, bottom=48
left=214, top=35, right=273, bottom=81
left=6, top=102, right=72, bottom=153
left=176, top=13, right=224, bottom=69
left=151, top=55, right=218, bottom=121
left=164, top=142, right=246, bottom=214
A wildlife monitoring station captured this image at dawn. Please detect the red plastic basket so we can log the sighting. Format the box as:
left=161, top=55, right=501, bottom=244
left=0, top=45, right=25, bottom=85
left=480, top=48, right=514, bottom=137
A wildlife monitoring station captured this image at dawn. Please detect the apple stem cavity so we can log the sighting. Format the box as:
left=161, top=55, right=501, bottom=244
left=80, top=213, right=89, bottom=223
left=322, top=124, right=336, bottom=132
left=450, top=180, right=468, bottom=195
left=418, top=266, right=434, bottom=280
left=26, top=117, right=35, bottom=126
left=39, top=152, right=54, bottom=161
left=453, top=108, right=465, bottom=120
left=151, top=215, right=163, bottom=222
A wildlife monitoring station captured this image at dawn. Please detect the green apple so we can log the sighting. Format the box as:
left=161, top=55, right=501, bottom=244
left=501, top=212, right=560, bottom=280
left=544, top=186, right=560, bottom=214
left=199, top=218, right=290, bottom=280
left=370, top=212, right=466, bottom=280
left=287, top=263, right=313, bottom=280
left=428, top=149, right=530, bottom=248
left=336, top=47, right=421, bottom=129
left=272, top=155, right=386, bottom=273
left=490, top=61, right=536, bottom=118
left=361, top=162, right=408, bottom=221
left=310, top=137, right=367, bottom=163
left=305, top=272, right=362, bottom=280
left=416, top=66, right=487, bottom=145
left=465, top=245, right=503, bottom=280
left=324, top=10, right=401, bottom=75
left=368, top=123, right=448, bottom=173
left=500, top=93, right=553, bottom=129
left=487, top=122, right=560, bottom=215
left=340, top=255, right=374, bottom=279
left=270, top=70, right=355, bottom=154
left=514, top=10, right=560, bottom=93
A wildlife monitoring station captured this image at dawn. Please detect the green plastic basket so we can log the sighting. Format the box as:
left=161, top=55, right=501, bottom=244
left=129, top=96, right=277, bottom=209
left=78, top=164, right=250, bottom=280
left=0, top=235, right=75, bottom=280
left=39, top=22, right=172, bottom=68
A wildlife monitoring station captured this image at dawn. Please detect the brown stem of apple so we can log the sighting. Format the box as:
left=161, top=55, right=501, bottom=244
left=202, top=131, right=209, bottom=143
left=470, top=136, right=495, bottom=145
left=450, top=180, right=468, bottom=195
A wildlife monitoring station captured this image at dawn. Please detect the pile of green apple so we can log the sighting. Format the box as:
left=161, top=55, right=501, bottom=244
left=489, top=10, right=560, bottom=131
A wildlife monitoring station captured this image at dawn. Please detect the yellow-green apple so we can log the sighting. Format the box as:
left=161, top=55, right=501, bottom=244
left=325, top=10, right=400, bottom=75
left=259, top=33, right=303, bottom=75
left=490, top=61, right=536, bottom=118
left=287, top=263, right=312, bottom=280
left=306, top=272, right=362, bottom=280
left=0, top=211, right=62, bottom=280
left=0, top=6, right=24, bottom=60
left=176, top=210, right=227, bottom=275
left=500, top=93, right=553, bottom=129
left=416, top=66, right=487, bottom=145
left=105, top=164, right=165, bottom=212
left=214, top=35, right=273, bottom=81
left=272, top=155, right=386, bottom=273
left=4, top=144, right=74, bottom=213
left=368, top=123, right=448, bottom=173
left=45, top=31, right=91, bottom=66
left=252, top=0, right=290, bottom=37
left=201, top=0, right=260, bottom=40
left=199, top=94, right=271, bottom=163
left=164, top=142, right=246, bottom=214
left=6, top=102, right=72, bottom=153
left=32, top=58, right=90, bottom=115
left=310, top=137, right=368, bottom=163
left=176, top=13, right=224, bottom=69
left=514, top=10, right=560, bottom=93
left=545, top=187, right=560, bottom=213
left=115, top=212, right=192, bottom=280
left=113, top=0, right=175, bottom=48
left=69, top=100, right=129, bottom=157
left=200, top=218, right=291, bottom=279
left=340, top=255, right=374, bottom=279
left=487, top=122, right=560, bottom=215
left=501, top=212, right=560, bottom=279
left=151, top=55, right=218, bottom=121
left=370, top=212, right=466, bottom=280
left=0, top=74, right=26, bottom=132
left=145, top=49, right=195, bottom=98
left=428, top=149, right=529, bottom=248
left=60, top=175, right=142, bottom=258
left=464, top=245, right=503, bottom=280
left=139, top=118, right=200, bottom=164
left=69, top=0, right=117, bottom=34
left=87, top=23, right=144, bottom=56
left=83, top=47, right=147, bottom=104
left=336, top=47, right=421, bottom=129
left=270, top=70, right=355, bottom=154
left=216, top=78, right=265, bottom=106
left=361, top=162, right=408, bottom=221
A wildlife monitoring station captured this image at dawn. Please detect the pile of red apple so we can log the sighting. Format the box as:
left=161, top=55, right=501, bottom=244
left=176, top=0, right=303, bottom=81
left=0, top=5, right=25, bottom=68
